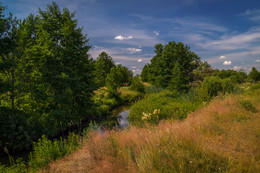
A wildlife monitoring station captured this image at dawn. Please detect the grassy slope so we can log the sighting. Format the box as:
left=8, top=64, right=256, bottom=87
left=41, top=89, right=260, bottom=173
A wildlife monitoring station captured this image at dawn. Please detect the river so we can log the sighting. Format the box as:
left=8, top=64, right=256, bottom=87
left=0, top=104, right=131, bottom=166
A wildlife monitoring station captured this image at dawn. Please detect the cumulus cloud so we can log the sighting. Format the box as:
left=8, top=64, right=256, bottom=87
left=137, top=59, right=143, bottom=62
left=255, top=59, right=260, bottom=62
left=153, top=30, right=160, bottom=36
left=219, top=56, right=227, bottom=59
left=114, top=35, right=133, bottom=40
left=223, top=61, right=232, bottom=65
left=127, top=48, right=142, bottom=54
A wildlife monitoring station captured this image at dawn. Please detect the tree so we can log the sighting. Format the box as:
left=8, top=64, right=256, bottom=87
left=142, top=41, right=200, bottom=89
left=192, top=61, right=213, bottom=86
left=168, top=62, right=189, bottom=92
left=17, top=2, right=95, bottom=135
left=0, top=2, right=22, bottom=151
left=248, top=67, right=260, bottom=83
left=94, top=52, right=115, bottom=87
left=105, top=66, right=123, bottom=97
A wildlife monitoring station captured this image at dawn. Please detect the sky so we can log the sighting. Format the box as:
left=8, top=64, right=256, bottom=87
left=2, top=0, right=260, bottom=74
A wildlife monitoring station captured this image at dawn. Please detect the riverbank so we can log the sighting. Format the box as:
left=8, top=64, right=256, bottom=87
left=40, top=86, right=260, bottom=172
left=0, top=86, right=140, bottom=171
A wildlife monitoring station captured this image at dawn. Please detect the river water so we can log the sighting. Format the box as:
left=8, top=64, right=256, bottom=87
left=99, top=105, right=131, bottom=130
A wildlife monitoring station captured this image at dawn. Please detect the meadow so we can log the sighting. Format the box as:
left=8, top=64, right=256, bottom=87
left=36, top=84, right=260, bottom=173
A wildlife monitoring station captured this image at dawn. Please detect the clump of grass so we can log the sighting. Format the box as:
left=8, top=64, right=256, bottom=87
left=238, top=100, right=257, bottom=113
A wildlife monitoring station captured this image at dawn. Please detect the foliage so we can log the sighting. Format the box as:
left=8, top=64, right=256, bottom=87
left=198, top=76, right=223, bottom=101
left=106, top=65, right=132, bottom=97
left=0, top=2, right=95, bottom=151
left=29, top=133, right=80, bottom=170
left=129, top=76, right=145, bottom=93
left=52, top=89, right=259, bottom=173
left=119, top=87, right=144, bottom=103
left=198, top=76, right=236, bottom=101
left=192, top=61, right=213, bottom=86
left=0, top=107, right=34, bottom=150
left=0, top=158, right=27, bottom=173
left=94, top=52, right=115, bottom=87
left=248, top=67, right=260, bottom=83
left=129, top=90, right=201, bottom=126
left=167, top=62, right=189, bottom=92
left=141, top=42, right=201, bottom=88
left=238, top=100, right=257, bottom=113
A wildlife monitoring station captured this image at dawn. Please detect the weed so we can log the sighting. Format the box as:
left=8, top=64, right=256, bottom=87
left=238, top=100, right=257, bottom=113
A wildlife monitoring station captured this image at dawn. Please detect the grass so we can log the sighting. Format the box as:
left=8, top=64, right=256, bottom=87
left=129, top=89, right=202, bottom=126
left=40, top=87, right=260, bottom=173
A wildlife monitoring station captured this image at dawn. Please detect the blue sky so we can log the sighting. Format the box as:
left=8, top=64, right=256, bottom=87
left=3, top=0, right=260, bottom=74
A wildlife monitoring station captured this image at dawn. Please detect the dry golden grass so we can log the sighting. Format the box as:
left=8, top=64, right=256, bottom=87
left=41, top=91, right=260, bottom=172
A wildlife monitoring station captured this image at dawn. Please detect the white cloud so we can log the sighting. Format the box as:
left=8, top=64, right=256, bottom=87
left=219, top=56, right=227, bottom=59
left=239, top=9, right=260, bottom=21
left=255, top=59, right=260, bottom=62
left=153, top=30, right=160, bottom=36
left=131, top=69, right=141, bottom=74
left=223, top=61, right=232, bottom=65
left=114, top=35, right=133, bottom=40
left=137, top=59, right=143, bottom=62
left=233, top=66, right=242, bottom=71
left=127, top=48, right=142, bottom=54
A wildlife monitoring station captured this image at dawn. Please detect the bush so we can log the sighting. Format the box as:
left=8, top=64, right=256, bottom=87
left=238, top=100, right=257, bottom=113
left=29, top=133, right=79, bottom=170
left=129, top=76, right=145, bottom=93
left=221, top=78, right=235, bottom=94
left=198, top=77, right=223, bottom=101
left=145, top=85, right=163, bottom=94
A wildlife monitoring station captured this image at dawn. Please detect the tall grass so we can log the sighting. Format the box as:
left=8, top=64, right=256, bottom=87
left=129, top=89, right=202, bottom=126
left=43, top=87, right=260, bottom=172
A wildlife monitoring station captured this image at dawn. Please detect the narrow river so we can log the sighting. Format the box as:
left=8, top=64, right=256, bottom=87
left=0, top=104, right=131, bottom=166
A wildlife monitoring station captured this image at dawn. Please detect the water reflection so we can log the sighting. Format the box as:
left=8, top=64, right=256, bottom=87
left=117, top=110, right=129, bottom=128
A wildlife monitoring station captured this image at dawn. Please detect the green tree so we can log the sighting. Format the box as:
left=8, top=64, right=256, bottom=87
left=248, top=67, right=260, bottom=83
left=0, top=2, right=23, bottom=151
left=192, top=61, right=213, bottom=86
left=94, top=52, right=115, bottom=87
left=143, top=41, right=200, bottom=88
left=105, top=66, right=123, bottom=97
left=17, top=2, right=95, bottom=136
left=167, top=62, right=189, bottom=92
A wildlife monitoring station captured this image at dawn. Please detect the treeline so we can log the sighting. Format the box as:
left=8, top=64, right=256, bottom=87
left=0, top=2, right=136, bottom=152
left=141, top=41, right=260, bottom=99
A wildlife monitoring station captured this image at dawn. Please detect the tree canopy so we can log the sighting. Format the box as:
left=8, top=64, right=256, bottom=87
left=141, top=41, right=201, bottom=90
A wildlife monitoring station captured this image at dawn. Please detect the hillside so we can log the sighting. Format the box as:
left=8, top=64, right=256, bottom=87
left=40, top=88, right=260, bottom=172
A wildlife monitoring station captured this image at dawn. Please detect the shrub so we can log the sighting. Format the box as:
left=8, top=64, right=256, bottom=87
left=145, top=85, right=163, bottom=94
left=198, top=77, right=223, bottom=101
left=221, top=78, right=235, bottom=94
left=238, top=100, right=257, bottom=113
left=29, top=133, right=79, bottom=170
left=129, top=76, right=145, bottom=93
